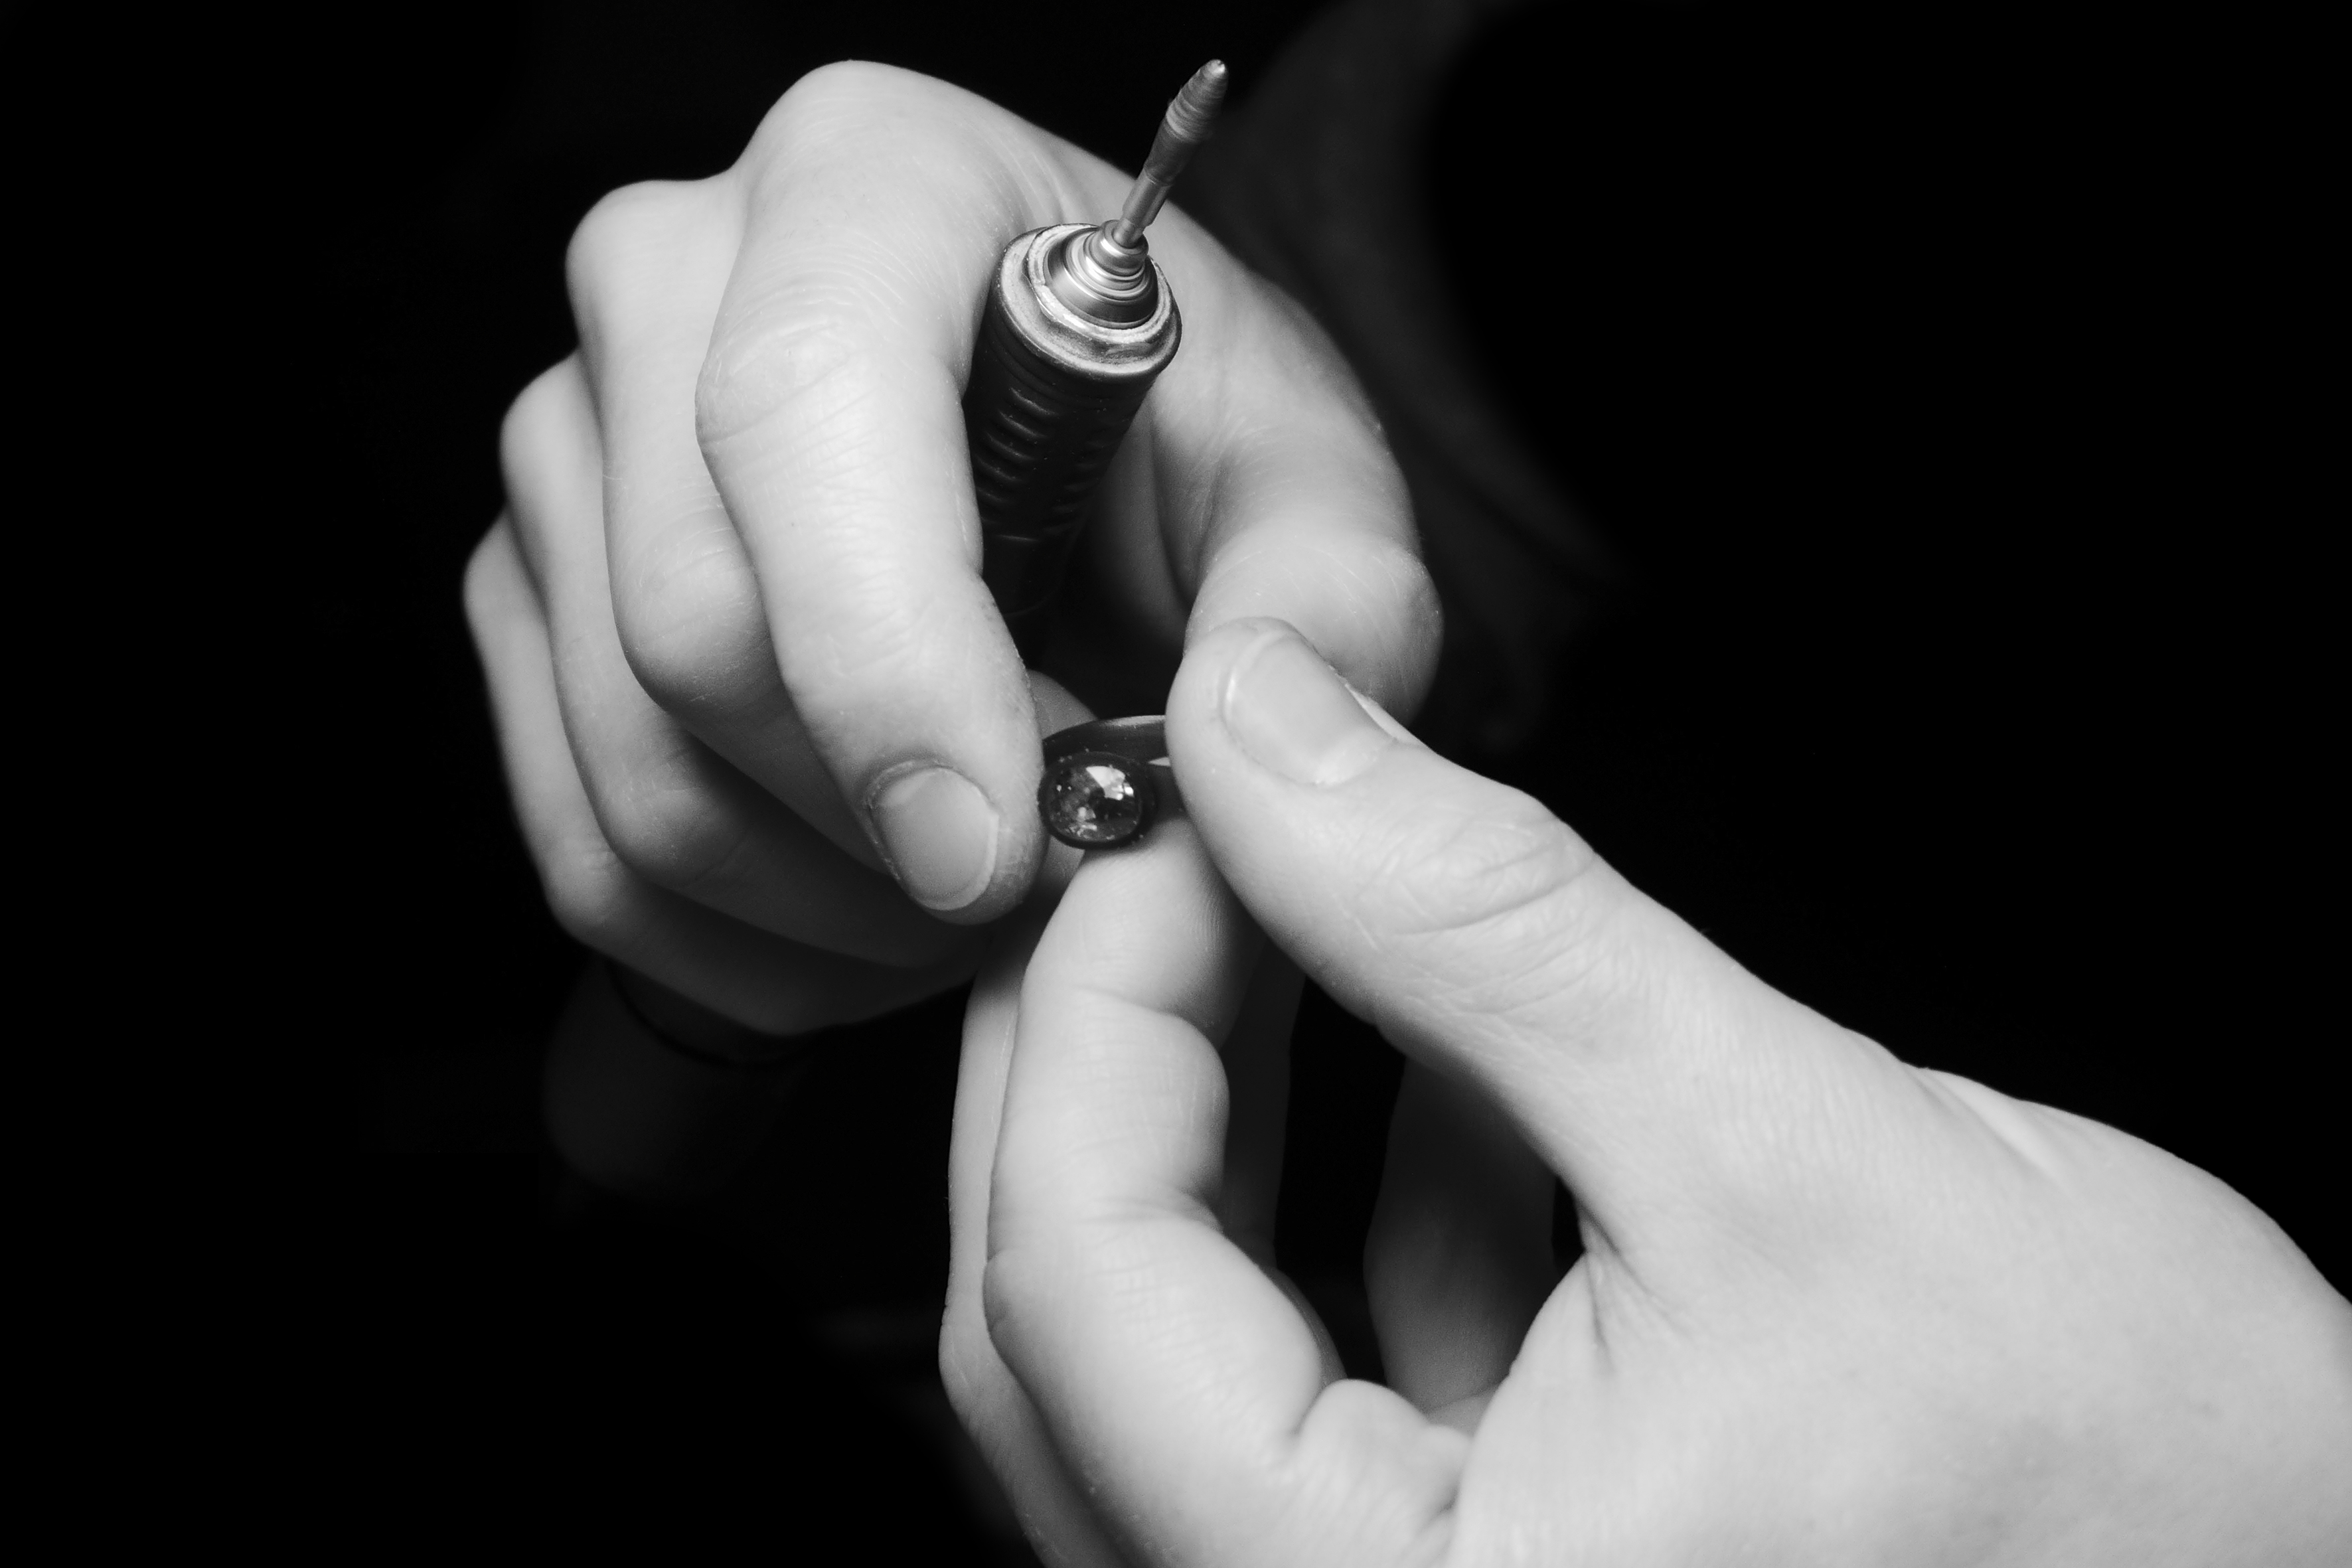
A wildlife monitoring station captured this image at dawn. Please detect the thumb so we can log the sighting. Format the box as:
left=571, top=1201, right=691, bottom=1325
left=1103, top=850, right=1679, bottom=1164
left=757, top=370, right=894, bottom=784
left=1168, top=619, right=1909, bottom=1265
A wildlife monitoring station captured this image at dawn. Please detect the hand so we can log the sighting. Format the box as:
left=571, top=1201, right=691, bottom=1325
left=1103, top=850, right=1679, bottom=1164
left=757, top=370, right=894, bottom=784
left=464, top=64, right=1433, bottom=1033
left=945, top=619, right=2352, bottom=1566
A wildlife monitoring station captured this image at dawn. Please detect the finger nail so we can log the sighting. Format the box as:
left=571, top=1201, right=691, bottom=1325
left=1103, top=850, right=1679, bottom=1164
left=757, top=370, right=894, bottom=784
left=870, top=765, right=1000, bottom=911
left=1221, top=625, right=1395, bottom=786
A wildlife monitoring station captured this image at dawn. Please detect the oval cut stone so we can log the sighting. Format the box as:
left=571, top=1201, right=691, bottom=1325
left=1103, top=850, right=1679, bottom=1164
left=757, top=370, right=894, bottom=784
left=1040, top=752, right=1154, bottom=848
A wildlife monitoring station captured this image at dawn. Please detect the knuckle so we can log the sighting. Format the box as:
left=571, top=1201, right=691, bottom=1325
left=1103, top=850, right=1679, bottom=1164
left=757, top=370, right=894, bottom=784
left=747, top=60, right=915, bottom=161
left=497, top=358, right=582, bottom=504
left=978, top=1249, right=1031, bottom=1350
left=778, top=58, right=900, bottom=111
left=694, top=297, right=874, bottom=451
left=609, top=536, right=771, bottom=717
left=935, top=1302, right=992, bottom=1427
left=460, top=521, right=514, bottom=637
left=563, top=178, right=722, bottom=333
left=701, top=70, right=987, bottom=451
left=593, top=772, right=743, bottom=896
left=1364, top=787, right=1619, bottom=1016
left=539, top=838, right=641, bottom=955
left=1373, top=787, right=1591, bottom=931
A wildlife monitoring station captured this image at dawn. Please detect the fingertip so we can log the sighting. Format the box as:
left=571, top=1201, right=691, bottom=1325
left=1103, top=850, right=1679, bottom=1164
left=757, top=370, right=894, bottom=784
left=1170, top=617, right=1417, bottom=795
left=876, top=778, right=1047, bottom=929
left=1169, top=614, right=1294, bottom=726
left=461, top=516, right=529, bottom=639
left=1187, top=532, right=1443, bottom=720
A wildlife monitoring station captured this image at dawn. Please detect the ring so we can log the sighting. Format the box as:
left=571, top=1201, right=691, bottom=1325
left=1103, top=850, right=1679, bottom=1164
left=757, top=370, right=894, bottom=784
left=1038, top=716, right=1170, bottom=849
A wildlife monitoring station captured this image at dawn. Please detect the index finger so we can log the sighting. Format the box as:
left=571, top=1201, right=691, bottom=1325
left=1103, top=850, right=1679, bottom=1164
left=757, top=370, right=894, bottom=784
left=696, top=64, right=1112, bottom=919
left=983, top=819, right=1467, bottom=1567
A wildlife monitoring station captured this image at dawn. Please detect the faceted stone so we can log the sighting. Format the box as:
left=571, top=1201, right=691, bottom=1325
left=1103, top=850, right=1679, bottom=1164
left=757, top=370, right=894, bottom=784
left=1040, top=753, right=1153, bottom=848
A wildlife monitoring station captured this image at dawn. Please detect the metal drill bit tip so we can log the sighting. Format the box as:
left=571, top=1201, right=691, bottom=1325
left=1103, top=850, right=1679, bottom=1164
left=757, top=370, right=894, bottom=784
left=1054, top=61, right=1229, bottom=323
left=1107, top=60, right=1229, bottom=248
left=1160, top=59, right=1229, bottom=147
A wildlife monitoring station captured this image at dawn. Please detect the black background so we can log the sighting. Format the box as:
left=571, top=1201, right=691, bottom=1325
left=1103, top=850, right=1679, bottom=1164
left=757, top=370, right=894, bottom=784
left=68, top=0, right=2327, bottom=1554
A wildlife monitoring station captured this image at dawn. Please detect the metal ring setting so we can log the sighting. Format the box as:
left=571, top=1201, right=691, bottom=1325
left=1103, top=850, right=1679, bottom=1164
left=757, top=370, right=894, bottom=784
left=1038, top=716, right=1170, bottom=850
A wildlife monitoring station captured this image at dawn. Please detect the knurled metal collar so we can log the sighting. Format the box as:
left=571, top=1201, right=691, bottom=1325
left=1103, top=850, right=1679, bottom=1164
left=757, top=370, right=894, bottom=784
left=999, top=224, right=1181, bottom=380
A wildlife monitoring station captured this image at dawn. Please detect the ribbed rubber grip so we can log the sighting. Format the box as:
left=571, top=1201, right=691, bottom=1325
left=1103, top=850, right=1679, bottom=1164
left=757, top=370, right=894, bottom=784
left=963, top=286, right=1150, bottom=623
left=961, top=226, right=1180, bottom=649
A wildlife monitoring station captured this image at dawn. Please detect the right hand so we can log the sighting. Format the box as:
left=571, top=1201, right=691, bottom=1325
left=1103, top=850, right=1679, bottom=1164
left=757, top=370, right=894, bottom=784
left=946, top=619, right=2352, bottom=1567
left=463, top=62, right=1435, bottom=1036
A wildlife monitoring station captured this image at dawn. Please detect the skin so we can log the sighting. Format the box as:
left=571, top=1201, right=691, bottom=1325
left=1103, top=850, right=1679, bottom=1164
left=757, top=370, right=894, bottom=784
left=468, top=62, right=1436, bottom=1038
left=945, top=619, right=2352, bottom=1568
left=472, top=62, right=2352, bottom=1559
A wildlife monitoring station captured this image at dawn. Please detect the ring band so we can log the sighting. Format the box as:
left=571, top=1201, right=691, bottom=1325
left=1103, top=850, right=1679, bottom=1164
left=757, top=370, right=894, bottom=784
left=1042, top=715, right=1166, bottom=765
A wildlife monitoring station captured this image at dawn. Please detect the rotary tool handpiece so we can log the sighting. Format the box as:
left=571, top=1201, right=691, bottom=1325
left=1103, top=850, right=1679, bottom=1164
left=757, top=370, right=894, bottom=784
left=961, top=60, right=1228, bottom=648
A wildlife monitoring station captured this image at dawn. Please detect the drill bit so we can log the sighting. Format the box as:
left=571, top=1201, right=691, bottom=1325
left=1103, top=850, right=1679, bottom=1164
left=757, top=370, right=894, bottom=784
left=1107, top=59, right=1229, bottom=250
left=1061, top=60, right=1229, bottom=307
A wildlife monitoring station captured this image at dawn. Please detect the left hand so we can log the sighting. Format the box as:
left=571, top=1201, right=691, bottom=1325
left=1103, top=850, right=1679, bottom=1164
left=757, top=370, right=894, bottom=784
left=942, top=618, right=2352, bottom=1567
left=467, top=62, right=1437, bottom=1037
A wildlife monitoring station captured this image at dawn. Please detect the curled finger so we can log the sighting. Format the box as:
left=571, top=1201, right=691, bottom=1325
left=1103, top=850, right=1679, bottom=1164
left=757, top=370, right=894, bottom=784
left=983, top=817, right=1465, bottom=1568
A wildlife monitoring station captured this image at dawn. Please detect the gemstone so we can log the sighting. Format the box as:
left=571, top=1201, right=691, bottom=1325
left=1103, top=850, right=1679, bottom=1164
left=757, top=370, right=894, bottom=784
left=1039, top=751, right=1156, bottom=848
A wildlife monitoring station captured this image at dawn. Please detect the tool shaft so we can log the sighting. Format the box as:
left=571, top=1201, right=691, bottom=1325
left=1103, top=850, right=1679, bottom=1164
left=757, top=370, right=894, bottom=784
left=1107, top=60, right=1229, bottom=248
